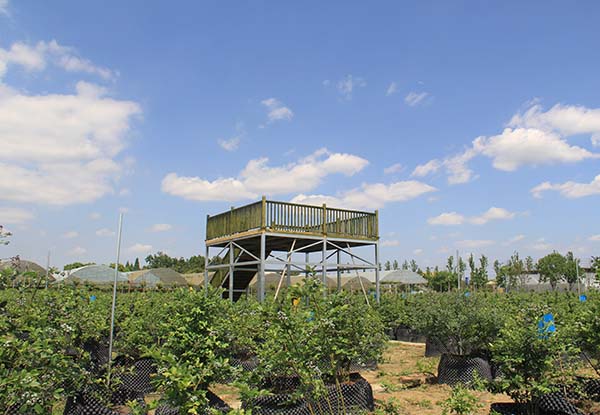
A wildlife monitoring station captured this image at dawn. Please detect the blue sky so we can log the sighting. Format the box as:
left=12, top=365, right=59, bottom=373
left=1, top=1, right=599, bottom=270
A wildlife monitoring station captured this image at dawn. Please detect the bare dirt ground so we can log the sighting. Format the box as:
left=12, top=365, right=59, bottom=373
left=211, top=340, right=513, bottom=414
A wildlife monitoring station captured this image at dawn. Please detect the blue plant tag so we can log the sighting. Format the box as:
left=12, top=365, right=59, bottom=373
left=90, top=295, right=96, bottom=302
left=579, top=294, right=587, bottom=302
left=464, top=291, right=470, bottom=297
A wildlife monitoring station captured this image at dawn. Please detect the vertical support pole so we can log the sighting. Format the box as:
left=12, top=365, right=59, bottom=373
left=322, top=238, right=327, bottom=287
left=375, top=241, right=380, bottom=304
left=305, top=252, right=310, bottom=278
left=45, top=250, right=50, bottom=289
left=286, top=245, right=292, bottom=287
left=204, top=244, right=209, bottom=292
left=259, top=232, right=266, bottom=301
left=336, top=249, right=341, bottom=291
left=108, top=212, right=124, bottom=385
left=229, top=241, right=234, bottom=302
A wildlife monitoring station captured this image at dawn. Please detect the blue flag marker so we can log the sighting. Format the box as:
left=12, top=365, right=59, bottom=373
left=579, top=294, right=587, bottom=302
left=538, top=313, right=556, bottom=338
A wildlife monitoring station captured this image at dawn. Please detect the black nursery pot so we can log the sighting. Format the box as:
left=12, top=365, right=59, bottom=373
left=437, top=353, right=493, bottom=386
left=243, top=373, right=375, bottom=415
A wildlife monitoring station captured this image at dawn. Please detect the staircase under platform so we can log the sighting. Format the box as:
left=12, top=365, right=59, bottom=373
left=204, top=197, right=381, bottom=302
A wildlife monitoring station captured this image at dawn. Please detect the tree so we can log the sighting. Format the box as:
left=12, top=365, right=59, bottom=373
left=133, top=257, right=141, bottom=271
left=384, top=260, right=391, bottom=271
left=592, top=256, right=600, bottom=285
left=0, top=225, right=11, bottom=246
left=508, top=252, right=525, bottom=289
left=468, top=254, right=489, bottom=289
left=537, top=252, right=566, bottom=290
left=409, top=259, right=419, bottom=273
left=393, top=260, right=400, bottom=270
left=563, top=251, right=580, bottom=290
left=427, top=270, right=455, bottom=292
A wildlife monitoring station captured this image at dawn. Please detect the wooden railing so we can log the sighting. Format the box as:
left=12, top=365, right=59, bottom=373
left=206, top=198, right=378, bottom=241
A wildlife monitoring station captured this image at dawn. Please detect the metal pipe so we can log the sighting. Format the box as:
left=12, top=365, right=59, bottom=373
left=107, top=212, right=124, bottom=385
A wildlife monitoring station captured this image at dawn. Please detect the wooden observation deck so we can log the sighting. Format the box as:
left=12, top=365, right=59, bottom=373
left=204, top=197, right=381, bottom=302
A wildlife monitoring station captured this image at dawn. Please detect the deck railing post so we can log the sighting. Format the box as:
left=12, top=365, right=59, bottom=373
left=228, top=241, right=234, bottom=302
left=375, top=209, right=379, bottom=239
left=375, top=241, right=380, bottom=304
left=259, top=232, right=266, bottom=302
left=322, top=203, right=327, bottom=236
left=261, top=196, right=267, bottom=230
left=204, top=244, right=209, bottom=293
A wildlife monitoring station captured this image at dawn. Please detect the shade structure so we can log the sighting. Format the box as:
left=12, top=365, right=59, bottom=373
left=381, top=269, right=427, bottom=285
left=248, top=272, right=338, bottom=291
left=1, top=259, right=46, bottom=276
left=132, top=268, right=188, bottom=288
left=63, top=264, right=128, bottom=285
left=342, top=276, right=374, bottom=291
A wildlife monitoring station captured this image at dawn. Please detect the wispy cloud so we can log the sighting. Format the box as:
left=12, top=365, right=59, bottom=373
left=531, top=174, right=600, bottom=199
left=381, top=240, right=400, bottom=247
left=262, top=98, right=293, bottom=123
left=218, top=136, right=241, bottom=151
left=336, top=75, right=366, bottom=100
left=428, top=207, right=517, bottom=226
left=68, top=246, right=87, bottom=256
left=383, top=163, right=403, bottom=175
left=149, top=223, right=172, bottom=232
left=96, top=228, right=115, bottom=237
left=386, top=82, right=398, bottom=96
left=128, top=243, right=153, bottom=254
left=62, top=231, right=78, bottom=239
left=405, top=91, right=429, bottom=106
left=0, top=207, right=34, bottom=224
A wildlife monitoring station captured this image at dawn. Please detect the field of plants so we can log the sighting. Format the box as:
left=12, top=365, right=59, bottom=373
left=2, top=278, right=600, bottom=415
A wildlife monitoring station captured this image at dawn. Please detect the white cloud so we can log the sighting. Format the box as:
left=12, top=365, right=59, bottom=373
left=428, top=207, right=516, bottom=226
left=292, top=180, right=437, bottom=210
left=386, top=82, right=398, bottom=96
left=128, top=243, right=153, bottom=254
left=509, top=103, right=600, bottom=137
left=405, top=91, right=429, bottom=107
left=383, top=163, right=403, bottom=174
left=0, top=0, right=9, bottom=15
left=381, top=240, right=400, bottom=247
left=96, top=228, right=115, bottom=237
left=412, top=159, right=441, bottom=178
left=427, top=212, right=465, bottom=226
left=0, top=81, right=140, bottom=205
left=0, top=206, right=34, bottom=224
left=68, top=246, right=87, bottom=256
left=89, top=212, right=101, bottom=220
left=412, top=103, right=600, bottom=184
left=472, top=128, right=597, bottom=171
left=588, top=234, right=600, bottom=242
left=218, top=136, right=241, bottom=151
left=0, top=40, right=114, bottom=80
left=455, top=239, right=494, bottom=249
left=62, top=231, right=78, bottom=239
left=337, top=75, right=366, bottom=100
left=162, top=148, right=369, bottom=202
left=413, top=248, right=423, bottom=255
left=504, top=234, right=526, bottom=245
left=531, top=174, right=600, bottom=199
left=261, top=98, right=293, bottom=123
left=469, top=207, right=516, bottom=225
left=119, top=188, right=131, bottom=197
left=531, top=238, right=552, bottom=251
left=150, top=223, right=172, bottom=232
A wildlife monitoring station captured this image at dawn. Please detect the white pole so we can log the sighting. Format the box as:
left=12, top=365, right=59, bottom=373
left=45, top=251, right=50, bottom=289
left=107, top=212, right=124, bottom=385
left=576, top=258, right=581, bottom=295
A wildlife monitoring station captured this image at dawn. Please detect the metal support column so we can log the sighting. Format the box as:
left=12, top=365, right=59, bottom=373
left=375, top=242, right=380, bottom=303
left=322, top=238, right=327, bottom=285
left=204, top=245, right=209, bottom=292
left=258, top=232, right=266, bottom=301
left=305, top=252, right=309, bottom=277
left=228, top=241, right=234, bottom=302
left=286, top=259, right=292, bottom=287
left=336, top=249, right=341, bottom=291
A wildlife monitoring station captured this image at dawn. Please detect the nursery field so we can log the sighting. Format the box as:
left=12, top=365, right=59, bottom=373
left=2, top=279, right=600, bottom=414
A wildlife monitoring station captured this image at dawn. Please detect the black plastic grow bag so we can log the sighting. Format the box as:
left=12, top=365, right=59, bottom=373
left=243, top=373, right=374, bottom=415
left=155, top=390, right=231, bottom=415
left=437, top=353, right=493, bottom=386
